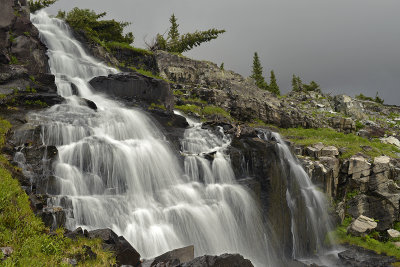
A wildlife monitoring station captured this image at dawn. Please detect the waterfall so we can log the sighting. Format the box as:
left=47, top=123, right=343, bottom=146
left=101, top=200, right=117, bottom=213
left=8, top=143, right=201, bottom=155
left=30, top=11, right=276, bottom=266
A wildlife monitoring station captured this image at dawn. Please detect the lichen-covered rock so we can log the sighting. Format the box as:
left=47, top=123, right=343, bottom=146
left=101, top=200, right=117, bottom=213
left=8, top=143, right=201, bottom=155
left=347, top=215, right=377, bottom=236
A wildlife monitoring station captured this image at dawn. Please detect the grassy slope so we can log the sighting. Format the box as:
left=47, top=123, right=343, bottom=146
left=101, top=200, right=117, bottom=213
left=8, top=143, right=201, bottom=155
left=280, top=127, right=400, bottom=159
left=0, top=118, right=115, bottom=266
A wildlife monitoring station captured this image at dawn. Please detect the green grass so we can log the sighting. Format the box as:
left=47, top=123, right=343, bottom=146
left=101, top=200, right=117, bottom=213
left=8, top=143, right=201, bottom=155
left=0, top=117, right=115, bottom=266
left=175, top=104, right=232, bottom=120
left=329, top=217, right=400, bottom=260
left=9, top=55, right=19, bottom=65
left=127, top=67, right=171, bottom=82
left=24, top=100, right=48, bottom=107
left=106, top=41, right=153, bottom=56
left=173, top=90, right=184, bottom=96
left=149, top=103, right=166, bottom=111
left=280, top=127, right=400, bottom=159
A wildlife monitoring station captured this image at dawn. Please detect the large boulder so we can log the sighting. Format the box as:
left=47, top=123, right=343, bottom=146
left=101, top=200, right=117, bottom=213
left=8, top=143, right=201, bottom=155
left=338, top=245, right=397, bottom=267
left=88, top=228, right=141, bottom=266
left=143, top=246, right=194, bottom=266
left=181, top=253, right=254, bottom=267
left=89, top=72, right=174, bottom=112
left=347, top=215, right=377, bottom=236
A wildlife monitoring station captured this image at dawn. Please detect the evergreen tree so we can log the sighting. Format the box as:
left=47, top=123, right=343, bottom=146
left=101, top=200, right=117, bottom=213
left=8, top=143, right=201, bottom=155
left=291, top=74, right=302, bottom=92
left=150, top=14, right=225, bottom=53
left=168, top=14, right=180, bottom=43
left=251, top=52, right=267, bottom=89
left=29, top=0, right=57, bottom=13
left=220, top=62, right=224, bottom=70
left=268, top=70, right=280, bottom=95
left=304, top=80, right=321, bottom=92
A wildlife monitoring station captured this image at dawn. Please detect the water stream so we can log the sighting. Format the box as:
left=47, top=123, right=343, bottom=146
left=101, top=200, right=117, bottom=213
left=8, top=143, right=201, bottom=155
left=31, top=11, right=275, bottom=266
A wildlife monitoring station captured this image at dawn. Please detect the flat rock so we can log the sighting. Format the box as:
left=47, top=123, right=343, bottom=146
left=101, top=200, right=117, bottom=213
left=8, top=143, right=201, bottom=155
left=387, top=229, right=400, bottom=238
left=321, top=146, right=339, bottom=157
left=348, top=155, right=371, bottom=179
left=347, top=215, right=377, bottom=236
left=380, top=136, right=400, bottom=148
left=373, top=156, right=391, bottom=173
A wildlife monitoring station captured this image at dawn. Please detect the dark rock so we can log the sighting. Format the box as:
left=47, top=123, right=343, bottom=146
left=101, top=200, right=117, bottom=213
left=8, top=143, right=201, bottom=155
left=39, top=206, right=66, bottom=231
left=71, top=83, right=79, bottom=96
left=75, top=245, right=97, bottom=262
left=88, top=228, right=141, bottom=267
left=181, top=253, right=253, bottom=267
left=65, top=227, right=89, bottom=240
left=150, top=245, right=194, bottom=266
left=89, top=72, right=174, bottom=112
left=29, top=194, right=44, bottom=211
left=338, top=245, right=397, bottom=266
left=79, top=98, right=97, bottom=111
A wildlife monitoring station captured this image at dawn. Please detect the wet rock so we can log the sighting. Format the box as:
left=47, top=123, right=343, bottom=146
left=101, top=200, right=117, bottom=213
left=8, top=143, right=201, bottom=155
left=338, top=245, right=397, bottom=267
left=149, top=245, right=194, bottom=266
left=29, top=194, right=44, bottom=211
left=89, top=72, right=174, bottom=112
left=79, top=98, right=97, bottom=111
left=180, top=253, right=254, bottom=267
left=39, top=206, right=66, bottom=231
left=88, top=228, right=141, bottom=267
left=347, top=215, right=377, bottom=236
left=387, top=229, right=400, bottom=238
left=65, top=227, right=89, bottom=240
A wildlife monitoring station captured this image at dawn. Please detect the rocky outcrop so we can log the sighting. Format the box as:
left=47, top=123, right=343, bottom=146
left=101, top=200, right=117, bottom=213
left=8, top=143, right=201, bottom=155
left=338, top=245, right=397, bottom=267
left=141, top=246, right=194, bottom=266
left=88, top=228, right=141, bottom=266
left=89, top=72, right=174, bottom=111
left=181, top=253, right=254, bottom=267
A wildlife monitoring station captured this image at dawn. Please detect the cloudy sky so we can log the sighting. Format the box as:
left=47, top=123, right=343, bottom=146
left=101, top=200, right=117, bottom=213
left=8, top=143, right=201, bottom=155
left=46, top=0, right=400, bottom=105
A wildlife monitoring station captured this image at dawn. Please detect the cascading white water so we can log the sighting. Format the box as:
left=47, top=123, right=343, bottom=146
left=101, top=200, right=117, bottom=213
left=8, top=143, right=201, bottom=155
left=31, top=11, right=276, bottom=266
left=260, top=132, right=339, bottom=266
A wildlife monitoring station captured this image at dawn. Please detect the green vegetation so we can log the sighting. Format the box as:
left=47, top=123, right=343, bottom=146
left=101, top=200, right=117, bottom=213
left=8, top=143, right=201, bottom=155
left=268, top=70, right=280, bottom=95
left=148, top=103, right=166, bottom=111
left=106, top=41, right=153, bottom=56
left=291, top=74, right=321, bottom=93
left=173, top=90, right=184, bottom=96
left=149, top=14, right=225, bottom=53
left=59, top=8, right=133, bottom=47
left=330, top=217, right=400, bottom=260
left=346, top=190, right=359, bottom=200
left=127, top=67, right=171, bottom=82
left=25, top=86, right=37, bottom=93
left=175, top=104, right=231, bottom=120
left=280, top=127, right=400, bottom=159
left=29, top=0, right=58, bottom=13
left=355, top=120, right=365, bottom=131
left=24, top=100, right=48, bottom=107
left=220, top=63, right=224, bottom=70
left=0, top=117, right=115, bottom=265
left=9, top=55, right=18, bottom=65
left=250, top=52, right=267, bottom=90
left=356, top=92, right=385, bottom=104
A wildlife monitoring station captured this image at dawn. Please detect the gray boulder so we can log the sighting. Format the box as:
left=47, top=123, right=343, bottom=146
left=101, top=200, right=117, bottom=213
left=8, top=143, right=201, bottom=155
left=181, top=254, right=254, bottom=267
left=347, top=215, right=377, bottom=236
left=89, top=72, right=174, bottom=112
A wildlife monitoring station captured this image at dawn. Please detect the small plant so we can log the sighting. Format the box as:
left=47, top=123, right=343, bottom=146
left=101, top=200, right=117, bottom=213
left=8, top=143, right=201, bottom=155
left=355, top=120, right=365, bottom=131
left=220, top=63, right=224, bottom=70
left=173, top=90, right=184, bottom=96
left=346, top=190, right=359, bottom=200
left=9, top=55, right=18, bottom=65
left=148, top=103, right=166, bottom=111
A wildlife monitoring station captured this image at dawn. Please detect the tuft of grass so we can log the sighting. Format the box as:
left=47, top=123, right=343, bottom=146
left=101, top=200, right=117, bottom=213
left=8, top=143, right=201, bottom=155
left=9, top=55, right=19, bottom=65
left=127, top=67, right=171, bottom=83
left=0, top=116, right=115, bottom=266
left=329, top=217, right=400, bottom=259
left=175, top=104, right=232, bottom=120
left=106, top=41, right=153, bottom=56
left=148, top=103, right=166, bottom=111
left=280, top=127, right=400, bottom=159
left=173, top=90, right=184, bottom=96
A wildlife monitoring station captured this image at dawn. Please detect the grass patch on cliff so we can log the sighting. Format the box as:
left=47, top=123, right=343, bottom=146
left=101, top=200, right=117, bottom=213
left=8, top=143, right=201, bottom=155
left=106, top=41, right=153, bottom=56
left=175, top=104, right=232, bottom=120
left=280, top=127, right=400, bottom=159
left=0, top=117, right=115, bottom=266
left=329, top=217, right=400, bottom=259
left=127, top=66, right=171, bottom=83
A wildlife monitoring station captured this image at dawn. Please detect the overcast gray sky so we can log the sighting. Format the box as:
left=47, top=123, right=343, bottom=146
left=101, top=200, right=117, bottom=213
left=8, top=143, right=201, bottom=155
left=46, top=0, right=400, bottom=105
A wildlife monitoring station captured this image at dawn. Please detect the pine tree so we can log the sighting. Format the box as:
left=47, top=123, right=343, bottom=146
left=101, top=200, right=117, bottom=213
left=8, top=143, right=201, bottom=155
left=291, top=74, right=303, bottom=92
left=304, top=80, right=321, bottom=92
left=168, top=14, right=180, bottom=42
left=268, top=70, right=280, bottom=95
left=220, top=62, right=224, bottom=70
left=251, top=52, right=267, bottom=89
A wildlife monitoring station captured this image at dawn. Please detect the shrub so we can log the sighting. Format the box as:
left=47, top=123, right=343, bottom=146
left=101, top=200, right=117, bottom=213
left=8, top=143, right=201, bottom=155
left=29, top=0, right=57, bottom=13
